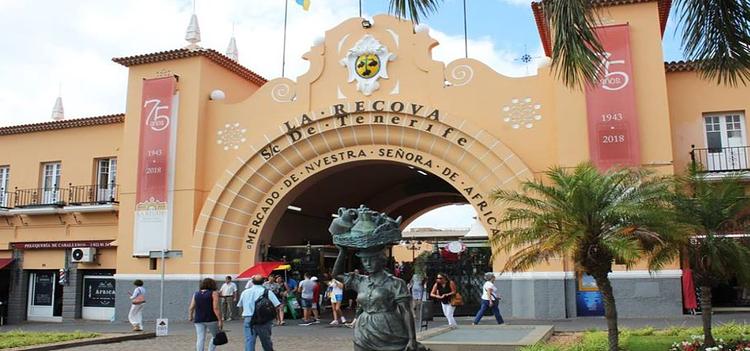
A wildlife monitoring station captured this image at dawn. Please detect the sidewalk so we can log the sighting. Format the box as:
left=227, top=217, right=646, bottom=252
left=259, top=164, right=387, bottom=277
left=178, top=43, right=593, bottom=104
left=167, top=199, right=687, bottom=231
left=2, top=313, right=749, bottom=351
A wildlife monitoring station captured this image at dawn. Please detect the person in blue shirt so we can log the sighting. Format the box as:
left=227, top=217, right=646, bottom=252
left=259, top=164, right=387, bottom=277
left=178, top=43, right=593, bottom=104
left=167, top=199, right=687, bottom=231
left=237, top=274, right=281, bottom=351
left=286, top=274, right=298, bottom=290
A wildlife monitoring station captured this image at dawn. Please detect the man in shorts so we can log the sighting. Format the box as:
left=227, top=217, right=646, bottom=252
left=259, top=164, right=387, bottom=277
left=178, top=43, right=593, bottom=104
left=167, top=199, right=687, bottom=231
left=297, top=273, right=317, bottom=324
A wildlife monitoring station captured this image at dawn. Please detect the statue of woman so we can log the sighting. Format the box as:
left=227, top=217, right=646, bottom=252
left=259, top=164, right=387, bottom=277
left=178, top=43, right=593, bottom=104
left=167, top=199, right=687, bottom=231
left=332, top=245, right=426, bottom=351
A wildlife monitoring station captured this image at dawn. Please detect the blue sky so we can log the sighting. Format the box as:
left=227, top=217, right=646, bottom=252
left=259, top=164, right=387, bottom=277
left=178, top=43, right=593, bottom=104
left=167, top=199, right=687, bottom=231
left=362, top=0, right=686, bottom=62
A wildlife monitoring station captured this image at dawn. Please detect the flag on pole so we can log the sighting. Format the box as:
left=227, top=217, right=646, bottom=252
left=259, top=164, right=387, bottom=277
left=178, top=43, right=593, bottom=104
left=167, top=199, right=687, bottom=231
left=295, top=0, right=310, bottom=11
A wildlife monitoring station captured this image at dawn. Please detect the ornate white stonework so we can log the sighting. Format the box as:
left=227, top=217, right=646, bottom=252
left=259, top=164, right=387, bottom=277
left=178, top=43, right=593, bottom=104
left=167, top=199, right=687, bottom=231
left=217, top=123, right=247, bottom=150
left=502, top=97, right=542, bottom=129
left=340, top=35, right=396, bottom=96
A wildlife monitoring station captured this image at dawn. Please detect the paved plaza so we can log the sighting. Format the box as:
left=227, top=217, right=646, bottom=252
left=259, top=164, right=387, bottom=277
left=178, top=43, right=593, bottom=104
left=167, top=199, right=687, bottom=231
left=3, top=313, right=750, bottom=350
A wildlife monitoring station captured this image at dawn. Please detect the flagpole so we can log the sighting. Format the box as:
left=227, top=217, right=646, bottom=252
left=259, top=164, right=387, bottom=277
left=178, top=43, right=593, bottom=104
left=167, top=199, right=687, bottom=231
left=282, top=0, right=289, bottom=78
left=359, top=0, right=362, bottom=17
left=463, top=0, right=468, bottom=58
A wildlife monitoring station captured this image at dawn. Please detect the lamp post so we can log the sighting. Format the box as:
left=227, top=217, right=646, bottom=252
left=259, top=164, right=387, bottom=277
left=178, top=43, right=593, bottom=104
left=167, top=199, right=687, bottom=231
left=403, top=237, right=422, bottom=262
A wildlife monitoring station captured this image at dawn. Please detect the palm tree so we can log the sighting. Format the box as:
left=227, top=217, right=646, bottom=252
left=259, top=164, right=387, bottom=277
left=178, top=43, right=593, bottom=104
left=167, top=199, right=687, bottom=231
left=490, top=164, right=681, bottom=351
left=388, top=0, right=750, bottom=87
left=672, top=168, right=750, bottom=347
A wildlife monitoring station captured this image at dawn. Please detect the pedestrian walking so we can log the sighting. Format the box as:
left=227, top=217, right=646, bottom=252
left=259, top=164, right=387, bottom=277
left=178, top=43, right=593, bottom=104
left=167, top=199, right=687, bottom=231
left=296, top=273, right=316, bottom=324
left=430, top=273, right=458, bottom=328
left=311, top=276, right=321, bottom=323
left=188, top=278, right=224, bottom=351
left=219, top=276, right=237, bottom=321
left=127, top=279, right=146, bottom=332
left=472, top=273, right=504, bottom=325
left=237, top=274, right=282, bottom=351
left=328, top=276, right=346, bottom=325
left=273, top=275, right=289, bottom=325
left=410, top=273, right=427, bottom=315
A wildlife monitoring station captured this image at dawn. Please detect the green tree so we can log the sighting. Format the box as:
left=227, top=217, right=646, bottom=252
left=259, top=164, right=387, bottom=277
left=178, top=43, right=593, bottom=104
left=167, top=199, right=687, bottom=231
left=672, top=168, right=750, bottom=347
left=388, top=0, right=750, bottom=87
left=490, top=164, right=681, bottom=351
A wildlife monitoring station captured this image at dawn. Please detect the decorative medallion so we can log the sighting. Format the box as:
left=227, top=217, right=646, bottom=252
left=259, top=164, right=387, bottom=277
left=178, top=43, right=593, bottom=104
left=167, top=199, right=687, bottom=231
left=340, top=35, right=395, bottom=96
left=502, top=97, right=542, bottom=129
left=216, top=123, right=247, bottom=150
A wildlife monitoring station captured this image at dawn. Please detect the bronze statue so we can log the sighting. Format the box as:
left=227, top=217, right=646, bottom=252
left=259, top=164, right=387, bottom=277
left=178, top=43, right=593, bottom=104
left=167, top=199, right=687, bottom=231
left=330, top=206, right=426, bottom=351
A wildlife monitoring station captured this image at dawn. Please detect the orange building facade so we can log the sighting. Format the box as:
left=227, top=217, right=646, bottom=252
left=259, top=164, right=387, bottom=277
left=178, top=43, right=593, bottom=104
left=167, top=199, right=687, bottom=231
left=1, top=1, right=749, bottom=323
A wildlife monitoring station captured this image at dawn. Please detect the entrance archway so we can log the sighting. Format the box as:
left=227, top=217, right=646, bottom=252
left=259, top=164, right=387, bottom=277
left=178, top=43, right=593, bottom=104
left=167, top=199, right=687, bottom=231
left=192, top=112, right=532, bottom=275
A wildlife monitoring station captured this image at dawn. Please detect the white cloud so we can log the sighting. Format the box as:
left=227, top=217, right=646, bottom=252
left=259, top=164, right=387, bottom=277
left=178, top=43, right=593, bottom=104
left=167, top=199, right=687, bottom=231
left=0, top=0, right=538, bottom=126
left=405, top=204, right=477, bottom=230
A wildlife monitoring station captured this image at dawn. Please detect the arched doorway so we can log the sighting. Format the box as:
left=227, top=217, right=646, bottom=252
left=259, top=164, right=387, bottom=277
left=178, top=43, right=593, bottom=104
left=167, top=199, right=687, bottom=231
left=192, top=112, right=532, bottom=277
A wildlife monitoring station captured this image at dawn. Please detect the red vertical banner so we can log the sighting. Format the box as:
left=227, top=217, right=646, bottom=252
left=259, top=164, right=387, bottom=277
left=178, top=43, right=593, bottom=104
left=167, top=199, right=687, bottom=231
left=585, top=24, right=640, bottom=170
left=134, top=77, right=177, bottom=255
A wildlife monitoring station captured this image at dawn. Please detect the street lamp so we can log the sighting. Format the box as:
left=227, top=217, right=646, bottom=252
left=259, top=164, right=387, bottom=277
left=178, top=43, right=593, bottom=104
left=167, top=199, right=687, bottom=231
left=403, top=237, right=422, bottom=262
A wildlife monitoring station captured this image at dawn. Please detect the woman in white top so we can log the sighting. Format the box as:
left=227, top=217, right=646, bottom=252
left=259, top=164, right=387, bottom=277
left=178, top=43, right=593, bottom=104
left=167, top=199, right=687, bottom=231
left=127, top=279, right=146, bottom=331
left=472, top=273, right=504, bottom=325
left=328, top=277, right=346, bottom=325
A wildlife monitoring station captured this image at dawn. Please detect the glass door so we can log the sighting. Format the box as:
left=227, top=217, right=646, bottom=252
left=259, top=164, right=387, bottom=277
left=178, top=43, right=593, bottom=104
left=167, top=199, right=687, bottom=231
left=704, top=114, right=747, bottom=171
left=41, top=163, right=61, bottom=204
left=27, top=271, right=61, bottom=322
left=96, top=159, right=116, bottom=203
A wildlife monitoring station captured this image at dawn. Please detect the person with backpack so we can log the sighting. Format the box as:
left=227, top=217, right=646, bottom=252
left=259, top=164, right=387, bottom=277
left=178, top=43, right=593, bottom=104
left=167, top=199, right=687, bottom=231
left=237, top=274, right=281, bottom=351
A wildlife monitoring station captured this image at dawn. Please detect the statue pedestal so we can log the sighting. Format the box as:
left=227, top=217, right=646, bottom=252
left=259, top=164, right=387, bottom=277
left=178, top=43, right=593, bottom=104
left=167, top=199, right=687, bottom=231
left=417, top=324, right=554, bottom=351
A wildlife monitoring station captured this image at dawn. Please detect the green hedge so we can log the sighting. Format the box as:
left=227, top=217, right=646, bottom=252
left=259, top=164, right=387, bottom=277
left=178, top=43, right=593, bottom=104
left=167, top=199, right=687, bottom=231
left=0, top=330, right=99, bottom=349
left=521, top=324, right=750, bottom=351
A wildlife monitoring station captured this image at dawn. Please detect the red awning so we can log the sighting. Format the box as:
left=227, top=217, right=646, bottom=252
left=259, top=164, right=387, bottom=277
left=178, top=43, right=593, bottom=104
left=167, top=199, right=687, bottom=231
left=0, top=258, right=14, bottom=270
left=236, top=262, right=290, bottom=279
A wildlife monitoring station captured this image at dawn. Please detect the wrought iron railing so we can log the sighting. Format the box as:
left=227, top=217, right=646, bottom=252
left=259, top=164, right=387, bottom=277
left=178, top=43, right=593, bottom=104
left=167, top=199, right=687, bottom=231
left=13, top=187, right=68, bottom=207
left=691, top=145, right=750, bottom=173
left=68, top=183, right=118, bottom=205
left=0, top=188, right=11, bottom=209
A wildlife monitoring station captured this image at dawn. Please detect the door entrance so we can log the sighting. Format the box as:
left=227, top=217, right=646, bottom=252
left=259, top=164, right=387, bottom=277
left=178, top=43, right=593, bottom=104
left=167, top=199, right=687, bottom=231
left=27, top=271, right=63, bottom=322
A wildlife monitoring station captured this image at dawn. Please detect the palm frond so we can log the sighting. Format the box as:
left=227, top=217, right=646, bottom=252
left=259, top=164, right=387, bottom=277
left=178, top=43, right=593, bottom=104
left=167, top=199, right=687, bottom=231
left=675, top=0, right=750, bottom=86
left=541, top=0, right=606, bottom=89
left=492, top=163, right=681, bottom=277
left=388, top=0, right=442, bottom=24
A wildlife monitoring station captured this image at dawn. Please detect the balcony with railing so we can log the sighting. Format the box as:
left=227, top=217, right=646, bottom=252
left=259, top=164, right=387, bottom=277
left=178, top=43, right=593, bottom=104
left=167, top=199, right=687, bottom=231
left=691, top=145, right=750, bottom=173
left=13, top=187, right=68, bottom=208
left=2, top=183, right=119, bottom=215
left=68, top=183, right=118, bottom=205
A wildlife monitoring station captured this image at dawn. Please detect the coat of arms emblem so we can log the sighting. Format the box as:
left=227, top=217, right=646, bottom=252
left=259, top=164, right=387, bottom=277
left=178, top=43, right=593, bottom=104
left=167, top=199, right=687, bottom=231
left=340, top=35, right=396, bottom=96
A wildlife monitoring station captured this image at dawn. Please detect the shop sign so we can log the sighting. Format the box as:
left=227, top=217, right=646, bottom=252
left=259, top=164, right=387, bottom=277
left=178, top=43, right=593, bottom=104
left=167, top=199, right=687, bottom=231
left=585, top=24, right=640, bottom=170
left=83, top=277, right=116, bottom=308
left=133, top=76, right=178, bottom=255
left=12, top=241, right=113, bottom=249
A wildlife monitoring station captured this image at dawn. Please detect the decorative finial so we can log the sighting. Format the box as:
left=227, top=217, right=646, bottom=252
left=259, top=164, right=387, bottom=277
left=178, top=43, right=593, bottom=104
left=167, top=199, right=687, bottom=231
left=184, top=12, right=201, bottom=49
left=226, top=26, right=238, bottom=61
left=51, top=96, right=64, bottom=121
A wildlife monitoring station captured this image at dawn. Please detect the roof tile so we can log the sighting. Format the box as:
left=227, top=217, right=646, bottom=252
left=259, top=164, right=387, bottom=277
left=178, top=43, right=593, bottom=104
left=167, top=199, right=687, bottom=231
left=0, top=114, right=124, bottom=136
left=112, top=48, right=267, bottom=86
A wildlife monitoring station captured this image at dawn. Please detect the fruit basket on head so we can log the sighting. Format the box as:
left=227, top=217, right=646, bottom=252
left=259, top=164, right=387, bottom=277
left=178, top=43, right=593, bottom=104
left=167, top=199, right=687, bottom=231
left=328, top=205, right=403, bottom=249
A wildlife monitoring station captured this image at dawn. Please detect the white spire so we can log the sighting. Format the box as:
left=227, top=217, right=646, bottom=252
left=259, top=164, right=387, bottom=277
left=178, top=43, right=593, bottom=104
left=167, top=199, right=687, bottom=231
left=226, top=35, right=238, bottom=61
left=185, top=13, right=201, bottom=49
left=51, top=96, right=64, bottom=121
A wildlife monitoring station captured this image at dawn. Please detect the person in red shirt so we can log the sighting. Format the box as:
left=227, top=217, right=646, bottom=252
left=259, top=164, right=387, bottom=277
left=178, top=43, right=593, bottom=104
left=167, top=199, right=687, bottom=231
left=311, top=276, right=321, bottom=323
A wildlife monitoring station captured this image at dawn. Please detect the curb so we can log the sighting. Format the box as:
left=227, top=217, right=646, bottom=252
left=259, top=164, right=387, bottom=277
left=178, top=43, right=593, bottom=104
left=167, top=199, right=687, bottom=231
left=9, top=332, right=157, bottom=351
